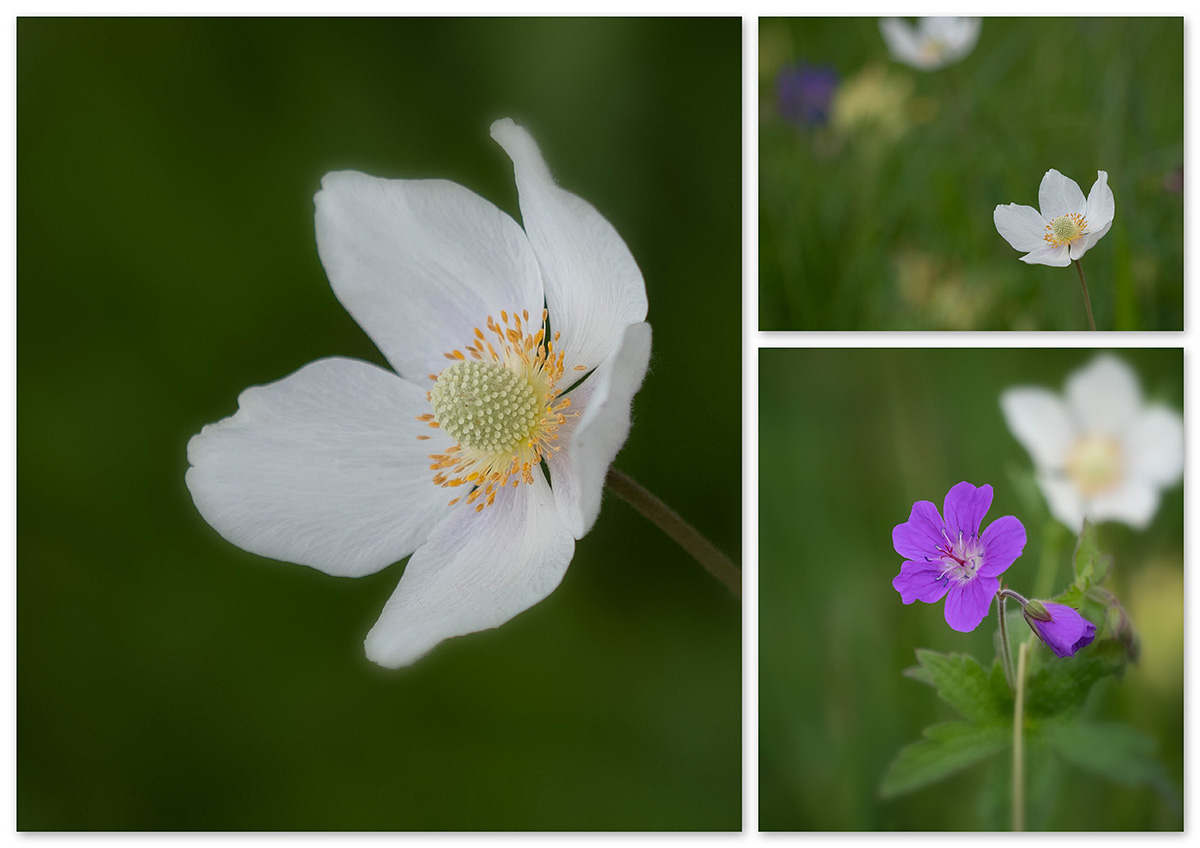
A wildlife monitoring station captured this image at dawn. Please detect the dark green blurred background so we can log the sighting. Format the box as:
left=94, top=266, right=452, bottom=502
left=19, top=18, right=741, bottom=830
left=759, top=18, right=1183, bottom=330
left=760, top=348, right=1182, bottom=830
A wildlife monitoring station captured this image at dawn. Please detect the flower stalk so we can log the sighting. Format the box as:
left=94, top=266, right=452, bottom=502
left=1012, top=640, right=1029, bottom=831
left=1073, top=258, right=1097, bottom=331
left=605, top=468, right=741, bottom=599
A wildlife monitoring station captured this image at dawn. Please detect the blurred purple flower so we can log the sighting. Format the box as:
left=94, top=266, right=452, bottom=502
left=777, top=63, right=838, bottom=127
left=892, top=482, right=1027, bottom=632
left=1023, top=601, right=1096, bottom=658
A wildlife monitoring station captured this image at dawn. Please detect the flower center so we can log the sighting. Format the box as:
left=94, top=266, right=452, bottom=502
left=1043, top=212, right=1087, bottom=248
left=936, top=531, right=983, bottom=584
left=416, top=309, right=577, bottom=512
left=1065, top=435, right=1123, bottom=496
left=429, top=361, right=540, bottom=454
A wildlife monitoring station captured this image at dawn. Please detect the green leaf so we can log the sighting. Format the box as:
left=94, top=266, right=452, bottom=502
left=881, top=721, right=1009, bottom=798
left=1072, top=520, right=1102, bottom=589
left=907, top=649, right=1008, bottom=723
left=1025, top=651, right=1122, bottom=719
left=1038, top=721, right=1179, bottom=807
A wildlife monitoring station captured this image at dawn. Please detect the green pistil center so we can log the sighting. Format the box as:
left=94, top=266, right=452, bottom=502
left=430, top=361, right=540, bottom=454
left=1051, top=216, right=1080, bottom=242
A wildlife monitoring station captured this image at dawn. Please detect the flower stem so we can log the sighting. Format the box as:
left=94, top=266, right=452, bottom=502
left=605, top=468, right=740, bottom=599
left=1012, top=640, right=1030, bottom=832
left=997, top=592, right=1014, bottom=689
left=1073, top=259, right=1097, bottom=331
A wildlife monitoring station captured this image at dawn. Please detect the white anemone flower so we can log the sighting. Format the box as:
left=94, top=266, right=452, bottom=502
left=994, top=169, right=1115, bottom=267
left=879, top=17, right=981, bottom=71
left=1000, top=355, right=1182, bottom=532
left=186, top=119, right=651, bottom=668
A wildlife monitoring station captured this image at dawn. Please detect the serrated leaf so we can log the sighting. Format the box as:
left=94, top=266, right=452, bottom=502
left=1038, top=721, right=1179, bottom=807
left=881, top=721, right=1009, bottom=798
left=911, top=649, right=1007, bottom=722
left=1073, top=520, right=1100, bottom=589
left=1025, top=651, right=1122, bottom=719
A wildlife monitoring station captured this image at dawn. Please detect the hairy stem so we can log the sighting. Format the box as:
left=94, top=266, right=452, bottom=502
left=1073, top=259, right=1097, bottom=331
left=1013, top=640, right=1030, bottom=832
left=997, top=592, right=1015, bottom=689
left=605, top=468, right=741, bottom=599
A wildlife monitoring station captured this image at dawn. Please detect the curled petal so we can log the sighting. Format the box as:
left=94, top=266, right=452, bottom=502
left=490, top=119, right=648, bottom=375
left=978, top=515, right=1026, bottom=577
left=1083, top=170, right=1115, bottom=237
left=1038, top=169, right=1087, bottom=221
left=943, top=575, right=999, bottom=632
left=364, top=473, right=574, bottom=668
left=893, top=560, right=952, bottom=605
left=546, top=322, right=652, bottom=539
left=892, top=500, right=946, bottom=561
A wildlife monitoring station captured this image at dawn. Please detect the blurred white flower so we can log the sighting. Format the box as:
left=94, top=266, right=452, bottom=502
left=1000, top=355, right=1182, bottom=532
left=994, top=169, right=1115, bottom=267
left=879, top=17, right=981, bottom=71
left=186, top=119, right=651, bottom=668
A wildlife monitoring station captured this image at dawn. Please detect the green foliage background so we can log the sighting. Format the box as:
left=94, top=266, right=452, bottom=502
left=759, top=18, right=1183, bottom=330
left=759, top=348, right=1183, bottom=830
left=18, top=18, right=742, bottom=830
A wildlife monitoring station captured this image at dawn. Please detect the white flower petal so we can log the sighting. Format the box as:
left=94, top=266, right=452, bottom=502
left=1065, top=355, right=1142, bottom=436
left=546, top=322, right=652, bottom=538
left=1083, top=170, right=1115, bottom=235
left=186, top=357, right=454, bottom=577
left=363, top=474, right=574, bottom=668
left=314, top=171, right=544, bottom=382
left=1000, top=387, right=1075, bottom=470
left=879, top=18, right=929, bottom=69
left=922, top=17, right=981, bottom=63
left=1038, top=169, right=1087, bottom=221
left=1037, top=473, right=1086, bottom=532
left=1087, top=480, right=1160, bottom=530
left=1125, top=405, right=1184, bottom=487
left=994, top=203, right=1048, bottom=252
left=490, top=119, right=648, bottom=374
left=1019, top=244, right=1071, bottom=267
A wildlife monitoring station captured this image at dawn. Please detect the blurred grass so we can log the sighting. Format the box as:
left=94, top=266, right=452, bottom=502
left=18, top=18, right=741, bottom=830
left=759, top=18, right=1183, bottom=330
left=759, top=348, right=1182, bottom=830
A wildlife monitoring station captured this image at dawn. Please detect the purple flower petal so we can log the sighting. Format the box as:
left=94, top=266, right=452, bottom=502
left=978, top=515, right=1027, bottom=577
left=943, top=574, right=999, bottom=632
left=893, top=500, right=945, bottom=561
left=1028, top=603, right=1096, bottom=658
left=893, top=560, right=952, bottom=605
left=943, top=482, right=992, bottom=542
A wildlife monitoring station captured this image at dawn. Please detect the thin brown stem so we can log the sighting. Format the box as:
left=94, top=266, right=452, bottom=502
left=605, top=468, right=741, bottom=599
left=1073, top=259, right=1097, bottom=331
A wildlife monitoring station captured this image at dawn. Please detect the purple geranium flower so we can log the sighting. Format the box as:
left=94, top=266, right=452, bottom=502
left=777, top=63, right=838, bottom=127
left=1023, top=601, right=1097, bottom=658
left=892, top=482, right=1027, bottom=632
